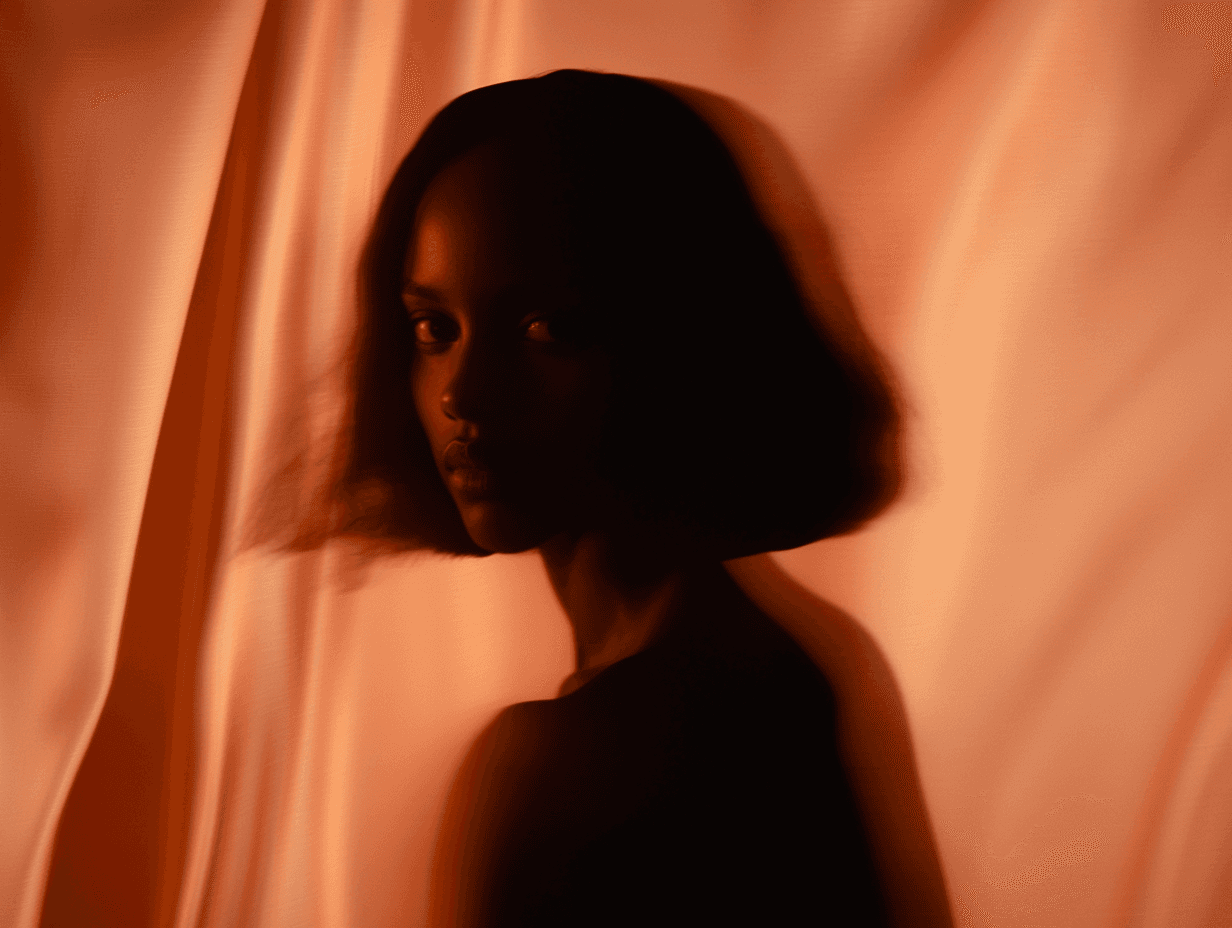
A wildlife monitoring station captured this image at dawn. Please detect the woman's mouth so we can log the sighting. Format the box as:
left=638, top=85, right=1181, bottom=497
left=442, top=441, right=500, bottom=497
left=447, top=466, right=497, bottom=496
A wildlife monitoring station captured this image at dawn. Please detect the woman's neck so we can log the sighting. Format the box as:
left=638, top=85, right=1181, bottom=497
left=539, top=527, right=723, bottom=690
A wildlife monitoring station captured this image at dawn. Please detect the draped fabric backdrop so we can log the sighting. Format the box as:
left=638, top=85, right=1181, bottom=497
left=3, top=1, right=1230, bottom=926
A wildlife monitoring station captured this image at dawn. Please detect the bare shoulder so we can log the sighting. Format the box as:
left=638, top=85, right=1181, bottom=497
left=469, top=699, right=556, bottom=770
left=426, top=700, right=558, bottom=928
left=439, top=699, right=559, bottom=841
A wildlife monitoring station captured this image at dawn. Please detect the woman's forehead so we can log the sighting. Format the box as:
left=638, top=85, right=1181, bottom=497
left=403, top=147, right=579, bottom=307
left=423, top=139, right=564, bottom=220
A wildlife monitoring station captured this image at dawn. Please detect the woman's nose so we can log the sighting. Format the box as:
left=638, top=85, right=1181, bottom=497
left=440, top=339, right=500, bottom=424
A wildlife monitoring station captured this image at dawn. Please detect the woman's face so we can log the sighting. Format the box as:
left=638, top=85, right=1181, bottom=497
left=402, top=144, right=613, bottom=554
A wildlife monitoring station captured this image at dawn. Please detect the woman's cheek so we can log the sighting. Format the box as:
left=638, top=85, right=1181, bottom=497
left=411, top=360, right=447, bottom=441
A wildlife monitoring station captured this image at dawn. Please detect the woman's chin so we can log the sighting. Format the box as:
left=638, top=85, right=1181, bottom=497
left=458, top=500, right=554, bottom=555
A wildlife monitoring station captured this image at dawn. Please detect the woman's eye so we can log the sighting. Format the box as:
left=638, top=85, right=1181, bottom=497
left=411, top=314, right=458, bottom=347
left=523, top=314, right=591, bottom=346
left=523, top=318, right=557, bottom=344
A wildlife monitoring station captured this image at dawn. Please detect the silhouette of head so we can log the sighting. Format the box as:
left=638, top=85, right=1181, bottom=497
left=336, top=69, right=901, bottom=560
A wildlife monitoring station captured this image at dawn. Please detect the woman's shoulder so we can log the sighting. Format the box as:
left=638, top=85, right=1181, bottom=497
left=426, top=699, right=571, bottom=926
left=459, top=698, right=561, bottom=794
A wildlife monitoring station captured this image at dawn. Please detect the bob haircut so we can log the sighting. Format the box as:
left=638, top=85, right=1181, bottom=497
left=311, top=69, right=901, bottom=560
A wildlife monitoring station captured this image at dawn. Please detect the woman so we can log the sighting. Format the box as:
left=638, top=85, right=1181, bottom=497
left=336, top=69, right=901, bottom=926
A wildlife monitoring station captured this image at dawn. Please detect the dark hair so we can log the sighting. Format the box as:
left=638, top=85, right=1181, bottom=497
left=278, top=69, right=901, bottom=561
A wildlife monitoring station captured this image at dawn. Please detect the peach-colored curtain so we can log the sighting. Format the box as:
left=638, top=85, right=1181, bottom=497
left=4, top=1, right=1230, bottom=926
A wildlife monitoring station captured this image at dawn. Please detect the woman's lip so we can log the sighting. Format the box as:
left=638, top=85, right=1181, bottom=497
left=447, top=466, right=498, bottom=496
left=441, top=440, right=504, bottom=496
left=442, top=440, right=490, bottom=471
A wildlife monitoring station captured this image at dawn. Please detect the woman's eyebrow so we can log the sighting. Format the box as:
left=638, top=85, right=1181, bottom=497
left=401, top=281, right=446, bottom=304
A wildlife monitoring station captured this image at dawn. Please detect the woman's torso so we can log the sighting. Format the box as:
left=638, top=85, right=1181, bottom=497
left=466, top=606, right=890, bottom=926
